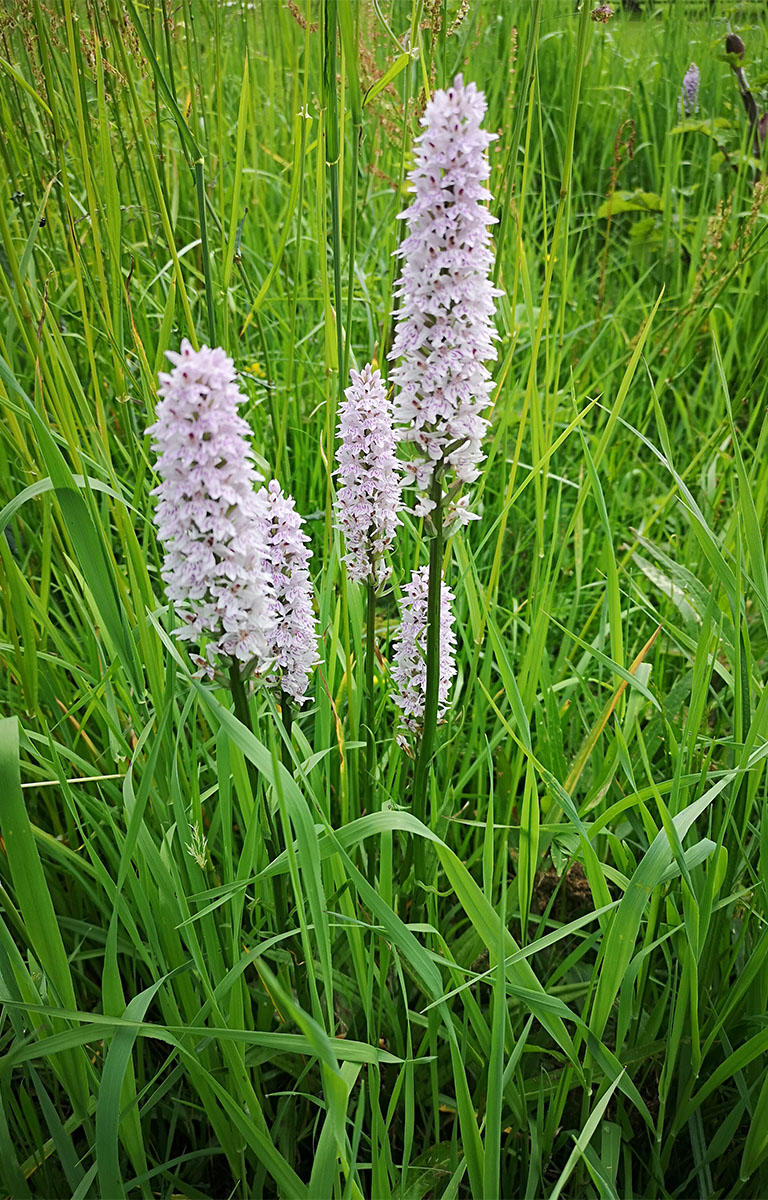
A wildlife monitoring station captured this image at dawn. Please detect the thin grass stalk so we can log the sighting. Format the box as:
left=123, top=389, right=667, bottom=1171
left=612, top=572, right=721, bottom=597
left=412, top=472, right=444, bottom=842
left=151, top=2, right=170, bottom=207
left=107, top=3, right=198, bottom=342
left=195, top=159, right=217, bottom=347
left=339, top=0, right=362, bottom=385
left=493, top=0, right=542, bottom=285
left=364, top=578, right=376, bottom=814
left=279, top=105, right=310, bottom=481
left=180, top=0, right=203, bottom=142
left=228, top=662, right=277, bottom=863
left=553, top=0, right=592, bottom=372
left=279, top=687, right=293, bottom=771
left=339, top=569, right=356, bottom=828
left=324, top=0, right=344, bottom=395
left=343, top=122, right=361, bottom=385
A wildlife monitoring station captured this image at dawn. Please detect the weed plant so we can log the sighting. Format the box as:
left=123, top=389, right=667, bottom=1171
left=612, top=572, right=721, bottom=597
left=1, top=0, right=768, bottom=1196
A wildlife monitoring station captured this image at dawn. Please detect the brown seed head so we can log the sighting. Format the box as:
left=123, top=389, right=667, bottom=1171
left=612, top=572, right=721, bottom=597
left=725, top=33, right=745, bottom=58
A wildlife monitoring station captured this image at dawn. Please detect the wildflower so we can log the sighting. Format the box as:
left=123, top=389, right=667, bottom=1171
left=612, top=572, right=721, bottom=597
left=679, top=63, right=700, bottom=118
left=256, top=480, right=317, bottom=705
left=147, top=339, right=273, bottom=672
left=391, top=565, right=456, bottom=737
left=335, top=363, right=401, bottom=585
left=590, top=4, right=614, bottom=21
left=389, top=74, right=498, bottom=525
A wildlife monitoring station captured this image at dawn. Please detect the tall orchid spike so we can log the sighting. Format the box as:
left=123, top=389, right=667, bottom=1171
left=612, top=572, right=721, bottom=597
left=256, top=480, right=318, bottom=705
left=389, top=74, right=500, bottom=527
left=147, top=339, right=273, bottom=674
left=391, top=565, right=457, bottom=738
left=679, top=63, right=700, bottom=117
left=335, top=363, right=401, bottom=585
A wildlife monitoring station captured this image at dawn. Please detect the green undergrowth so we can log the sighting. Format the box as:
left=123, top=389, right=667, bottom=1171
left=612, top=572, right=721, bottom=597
left=1, top=0, right=768, bottom=1196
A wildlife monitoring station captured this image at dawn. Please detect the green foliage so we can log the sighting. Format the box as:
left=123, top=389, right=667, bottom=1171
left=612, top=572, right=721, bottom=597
left=1, top=0, right=768, bottom=1196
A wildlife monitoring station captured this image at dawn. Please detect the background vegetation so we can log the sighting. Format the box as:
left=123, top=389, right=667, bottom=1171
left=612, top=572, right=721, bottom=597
left=1, top=0, right=768, bottom=1195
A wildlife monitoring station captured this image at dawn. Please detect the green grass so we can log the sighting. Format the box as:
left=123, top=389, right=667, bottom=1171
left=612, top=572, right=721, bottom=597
left=1, top=0, right=768, bottom=1195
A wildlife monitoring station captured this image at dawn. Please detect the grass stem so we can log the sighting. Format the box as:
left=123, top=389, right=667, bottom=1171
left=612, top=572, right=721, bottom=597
left=228, top=660, right=278, bottom=865
left=412, top=472, right=444, bottom=841
left=364, top=578, right=376, bottom=814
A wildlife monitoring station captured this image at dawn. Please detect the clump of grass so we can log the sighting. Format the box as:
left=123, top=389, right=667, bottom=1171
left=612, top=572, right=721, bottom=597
left=1, top=2, right=768, bottom=1197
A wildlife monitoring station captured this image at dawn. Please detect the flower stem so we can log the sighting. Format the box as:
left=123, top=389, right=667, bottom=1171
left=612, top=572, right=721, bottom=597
left=364, top=578, right=377, bottom=814
left=412, top=472, right=444, bottom=837
left=279, top=687, right=293, bottom=772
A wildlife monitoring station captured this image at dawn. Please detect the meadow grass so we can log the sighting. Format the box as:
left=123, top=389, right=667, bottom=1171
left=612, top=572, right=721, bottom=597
left=1, top=0, right=768, bottom=1196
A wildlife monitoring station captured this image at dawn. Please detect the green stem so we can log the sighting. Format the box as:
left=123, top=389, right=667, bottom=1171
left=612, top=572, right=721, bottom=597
left=279, top=687, right=293, bottom=771
left=195, top=157, right=216, bottom=346
left=343, top=120, right=361, bottom=385
left=412, top=473, right=444, bottom=836
left=364, top=578, right=376, bottom=813
left=324, top=0, right=344, bottom=394
left=493, top=0, right=542, bottom=287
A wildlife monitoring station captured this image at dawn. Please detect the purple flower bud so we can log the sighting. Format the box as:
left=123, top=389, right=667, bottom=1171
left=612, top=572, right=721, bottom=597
left=590, top=4, right=614, bottom=21
left=147, top=340, right=273, bottom=672
left=335, top=363, right=401, bottom=585
left=391, top=566, right=456, bottom=737
left=679, top=63, right=700, bottom=118
left=256, top=480, right=317, bottom=705
left=389, top=74, right=500, bottom=526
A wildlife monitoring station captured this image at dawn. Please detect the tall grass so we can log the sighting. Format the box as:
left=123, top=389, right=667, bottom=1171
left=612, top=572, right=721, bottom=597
left=1, top=0, right=768, bottom=1195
